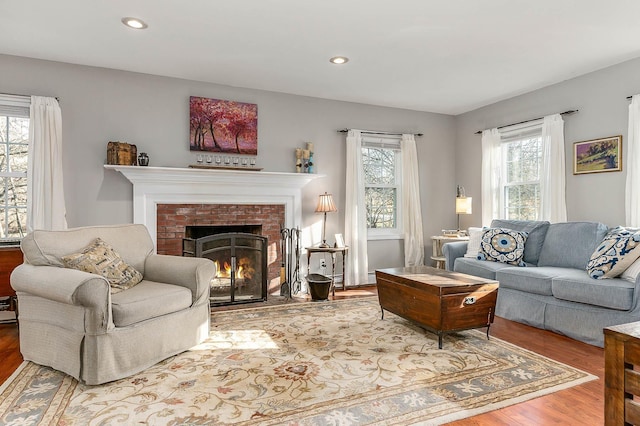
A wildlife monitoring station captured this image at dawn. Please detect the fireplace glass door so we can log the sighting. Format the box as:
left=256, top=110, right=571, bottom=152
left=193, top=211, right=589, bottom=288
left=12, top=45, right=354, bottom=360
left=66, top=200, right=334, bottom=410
left=183, top=233, right=267, bottom=306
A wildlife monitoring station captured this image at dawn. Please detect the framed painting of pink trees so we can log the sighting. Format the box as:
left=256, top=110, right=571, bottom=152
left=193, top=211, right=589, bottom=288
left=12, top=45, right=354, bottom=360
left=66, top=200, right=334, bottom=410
left=190, top=96, right=258, bottom=154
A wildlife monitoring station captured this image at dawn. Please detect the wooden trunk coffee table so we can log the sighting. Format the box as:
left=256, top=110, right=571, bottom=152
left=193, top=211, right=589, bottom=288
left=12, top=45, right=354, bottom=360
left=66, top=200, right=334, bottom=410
left=376, top=266, right=499, bottom=349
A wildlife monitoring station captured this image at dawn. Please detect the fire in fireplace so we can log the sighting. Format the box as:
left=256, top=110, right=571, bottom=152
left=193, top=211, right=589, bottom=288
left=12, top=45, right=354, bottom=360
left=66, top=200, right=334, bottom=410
left=183, top=229, right=267, bottom=306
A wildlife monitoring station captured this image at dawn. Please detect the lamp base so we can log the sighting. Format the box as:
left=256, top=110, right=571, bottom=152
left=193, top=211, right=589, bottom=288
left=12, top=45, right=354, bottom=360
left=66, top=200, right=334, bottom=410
left=318, top=241, right=330, bottom=248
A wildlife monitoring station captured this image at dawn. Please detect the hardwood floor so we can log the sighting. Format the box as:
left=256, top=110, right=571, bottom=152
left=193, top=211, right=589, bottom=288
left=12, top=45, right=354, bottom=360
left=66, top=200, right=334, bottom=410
left=0, top=286, right=604, bottom=424
left=448, top=315, right=604, bottom=425
left=0, top=322, right=20, bottom=384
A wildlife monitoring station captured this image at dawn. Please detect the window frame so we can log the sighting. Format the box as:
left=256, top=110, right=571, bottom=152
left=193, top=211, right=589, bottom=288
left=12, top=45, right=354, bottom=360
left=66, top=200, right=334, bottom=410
left=498, top=122, right=543, bottom=221
left=0, top=95, right=30, bottom=243
left=361, top=135, right=403, bottom=240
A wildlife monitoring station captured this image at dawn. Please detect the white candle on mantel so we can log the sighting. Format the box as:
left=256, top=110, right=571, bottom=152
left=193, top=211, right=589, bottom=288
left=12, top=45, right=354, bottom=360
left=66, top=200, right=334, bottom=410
left=306, top=142, right=314, bottom=153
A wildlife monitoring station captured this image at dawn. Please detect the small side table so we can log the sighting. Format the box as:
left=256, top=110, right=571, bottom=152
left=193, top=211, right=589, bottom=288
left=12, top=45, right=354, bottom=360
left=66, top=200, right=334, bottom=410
left=306, top=246, right=349, bottom=297
left=0, top=296, right=18, bottom=325
left=431, top=235, right=469, bottom=269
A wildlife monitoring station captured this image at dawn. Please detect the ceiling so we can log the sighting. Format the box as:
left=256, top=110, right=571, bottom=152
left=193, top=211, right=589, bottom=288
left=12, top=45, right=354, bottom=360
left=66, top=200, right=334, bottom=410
left=2, top=1, right=640, bottom=115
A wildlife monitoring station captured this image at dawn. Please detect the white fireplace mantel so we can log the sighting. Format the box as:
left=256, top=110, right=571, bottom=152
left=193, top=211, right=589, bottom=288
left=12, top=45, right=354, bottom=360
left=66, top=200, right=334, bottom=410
left=105, top=165, right=323, bottom=246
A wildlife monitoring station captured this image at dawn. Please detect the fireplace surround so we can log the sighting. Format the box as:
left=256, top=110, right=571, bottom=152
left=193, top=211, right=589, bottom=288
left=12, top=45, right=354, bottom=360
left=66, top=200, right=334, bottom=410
left=105, top=165, right=322, bottom=292
left=105, top=165, right=322, bottom=245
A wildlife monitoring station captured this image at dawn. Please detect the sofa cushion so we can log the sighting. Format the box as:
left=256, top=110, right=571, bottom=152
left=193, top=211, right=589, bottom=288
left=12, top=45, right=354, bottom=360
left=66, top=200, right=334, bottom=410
left=587, top=226, right=640, bottom=279
left=495, top=266, right=571, bottom=296
left=111, top=281, right=193, bottom=327
left=490, top=220, right=550, bottom=265
left=464, top=227, right=484, bottom=258
left=478, top=227, right=528, bottom=266
left=21, top=224, right=154, bottom=274
left=622, top=257, right=640, bottom=283
left=62, top=238, right=143, bottom=293
left=551, top=270, right=635, bottom=311
left=453, top=257, right=512, bottom=280
left=537, top=222, right=609, bottom=269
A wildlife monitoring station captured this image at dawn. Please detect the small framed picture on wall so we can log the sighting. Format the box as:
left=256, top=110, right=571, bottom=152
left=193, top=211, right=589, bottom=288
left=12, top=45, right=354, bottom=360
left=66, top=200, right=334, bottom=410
left=334, top=234, right=345, bottom=248
left=573, top=135, right=622, bottom=174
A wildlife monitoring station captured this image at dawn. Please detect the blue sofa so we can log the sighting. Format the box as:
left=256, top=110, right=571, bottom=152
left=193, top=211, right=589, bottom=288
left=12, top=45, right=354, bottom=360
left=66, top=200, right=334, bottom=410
left=443, top=220, right=640, bottom=347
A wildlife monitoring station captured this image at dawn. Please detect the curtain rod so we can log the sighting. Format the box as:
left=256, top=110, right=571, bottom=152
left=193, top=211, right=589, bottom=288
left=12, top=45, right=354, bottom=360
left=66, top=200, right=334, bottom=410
left=337, top=129, right=423, bottom=137
left=473, top=110, right=578, bottom=135
left=1, top=92, right=60, bottom=101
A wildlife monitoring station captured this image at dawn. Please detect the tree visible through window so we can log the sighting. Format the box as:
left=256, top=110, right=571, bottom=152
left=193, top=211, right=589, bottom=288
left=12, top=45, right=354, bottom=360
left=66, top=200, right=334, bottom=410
left=362, top=138, right=401, bottom=234
left=502, top=134, right=541, bottom=220
left=0, top=113, right=28, bottom=240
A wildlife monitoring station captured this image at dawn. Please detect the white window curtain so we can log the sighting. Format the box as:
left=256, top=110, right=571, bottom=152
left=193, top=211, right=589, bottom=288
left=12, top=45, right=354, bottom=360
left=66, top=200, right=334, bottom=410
left=481, top=128, right=501, bottom=226
left=401, top=134, right=424, bottom=266
left=627, top=94, right=640, bottom=227
left=27, top=96, right=67, bottom=232
left=344, top=130, right=368, bottom=285
left=540, top=114, right=567, bottom=223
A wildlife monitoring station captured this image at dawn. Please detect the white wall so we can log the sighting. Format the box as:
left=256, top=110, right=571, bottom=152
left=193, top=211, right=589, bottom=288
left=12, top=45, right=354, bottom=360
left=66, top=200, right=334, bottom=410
left=0, top=54, right=456, bottom=273
left=455, top=56, right=640, bottom=228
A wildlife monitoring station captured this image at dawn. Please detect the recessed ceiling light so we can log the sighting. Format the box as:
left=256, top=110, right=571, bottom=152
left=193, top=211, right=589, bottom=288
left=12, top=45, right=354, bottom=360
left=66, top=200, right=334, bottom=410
left=329, top=56, right=349, bottom=65
left=121, top=17, right=148, bottom=30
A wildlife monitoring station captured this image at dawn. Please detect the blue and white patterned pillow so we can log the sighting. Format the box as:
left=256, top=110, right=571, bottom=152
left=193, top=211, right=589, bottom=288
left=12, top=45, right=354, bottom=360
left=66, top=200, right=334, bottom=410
left=587, top=226, right=640, bottom=279
left=477, top=227, right=528, bottom=266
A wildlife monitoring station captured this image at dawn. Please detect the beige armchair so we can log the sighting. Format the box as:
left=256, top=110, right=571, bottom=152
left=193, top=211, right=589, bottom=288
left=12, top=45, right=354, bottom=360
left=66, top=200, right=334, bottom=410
left=10, top=224, right=214, bottom=385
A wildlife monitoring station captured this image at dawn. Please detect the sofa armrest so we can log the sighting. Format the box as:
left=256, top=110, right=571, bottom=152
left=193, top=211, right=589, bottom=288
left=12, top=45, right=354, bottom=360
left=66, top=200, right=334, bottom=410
left=442, top=241, right=468, bottom=271
left=631, top=275, right=640, bottom=313
left=11, top=264, right=110, bottom=307
left=11, top=264, right=112, bottom=333
left=144, top=254, right=215, bottom=306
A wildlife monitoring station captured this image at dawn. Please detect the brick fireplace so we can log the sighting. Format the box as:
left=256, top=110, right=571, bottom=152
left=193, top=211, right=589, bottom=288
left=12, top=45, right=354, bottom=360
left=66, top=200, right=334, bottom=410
left=105, top=165, right=322, bottom=291
left=157, top=203, right=285, bottom=288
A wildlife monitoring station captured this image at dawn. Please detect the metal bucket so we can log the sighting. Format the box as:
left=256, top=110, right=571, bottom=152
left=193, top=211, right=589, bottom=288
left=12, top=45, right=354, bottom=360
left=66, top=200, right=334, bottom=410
left=306, top=274, right=332, bottom=301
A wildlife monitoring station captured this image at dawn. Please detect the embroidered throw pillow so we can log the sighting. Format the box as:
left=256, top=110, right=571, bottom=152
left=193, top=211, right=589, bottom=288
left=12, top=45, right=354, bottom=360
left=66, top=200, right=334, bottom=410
left=477, top=227, right=528, bottom=266
left=62, top=238, right=143, bottom=293
left=464, top=227, right=484, bottom=258
left=587, top=226, right=640, bottom=279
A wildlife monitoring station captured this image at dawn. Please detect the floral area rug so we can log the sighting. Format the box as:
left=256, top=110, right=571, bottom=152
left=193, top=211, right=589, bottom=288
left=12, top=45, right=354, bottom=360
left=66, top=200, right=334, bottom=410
left=0, top=297, right=595, bottom=425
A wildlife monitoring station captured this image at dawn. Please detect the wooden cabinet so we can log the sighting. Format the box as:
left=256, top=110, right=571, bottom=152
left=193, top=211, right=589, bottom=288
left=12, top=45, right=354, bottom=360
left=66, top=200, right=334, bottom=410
left=0, top=246, right=23, bottom=297
left=604, top=321, right=640, bottom=425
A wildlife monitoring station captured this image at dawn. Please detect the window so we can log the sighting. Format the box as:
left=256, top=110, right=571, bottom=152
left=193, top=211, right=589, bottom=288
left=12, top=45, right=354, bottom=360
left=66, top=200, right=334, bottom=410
left=0, top=95, right=30, bottom=242
left=500, top=126, right=542, bottom=220
left=362, top=136, right=402, bottom=239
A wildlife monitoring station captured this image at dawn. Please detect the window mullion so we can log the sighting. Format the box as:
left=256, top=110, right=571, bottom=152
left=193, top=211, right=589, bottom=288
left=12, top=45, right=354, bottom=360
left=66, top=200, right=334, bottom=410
left=365, top=183, right=396, bottom=189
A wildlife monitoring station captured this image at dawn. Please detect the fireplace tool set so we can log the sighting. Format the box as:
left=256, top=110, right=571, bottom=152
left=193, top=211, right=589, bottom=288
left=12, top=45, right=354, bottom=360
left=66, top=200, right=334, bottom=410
left=280, top=227, right=301, bottom=298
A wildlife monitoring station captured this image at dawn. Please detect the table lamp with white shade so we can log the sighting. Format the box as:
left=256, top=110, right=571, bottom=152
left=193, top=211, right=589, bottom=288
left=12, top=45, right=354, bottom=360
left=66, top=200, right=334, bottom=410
left=315, top=192, right=337, bottom=248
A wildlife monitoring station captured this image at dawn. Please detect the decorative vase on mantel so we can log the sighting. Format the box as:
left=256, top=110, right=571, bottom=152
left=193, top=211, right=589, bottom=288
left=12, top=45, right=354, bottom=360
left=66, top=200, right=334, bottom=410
left=138, top=152, right=149, bottom=166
